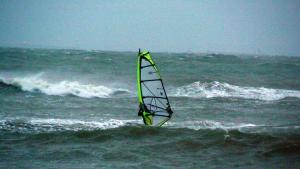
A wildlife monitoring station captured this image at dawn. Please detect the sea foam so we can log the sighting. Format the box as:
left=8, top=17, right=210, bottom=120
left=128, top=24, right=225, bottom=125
left=172, top=81, right=300, bottom=101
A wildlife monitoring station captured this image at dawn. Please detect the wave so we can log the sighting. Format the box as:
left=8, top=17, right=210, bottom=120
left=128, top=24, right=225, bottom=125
left=0, top=74, right=130, bottom=98
left=0, top=117, right=256, bottom=133
left=167, top=120, right=257, bottom=131
left=1, top=118, right=299, bottom=168
left=171, top=81, right=300, bottom=101
left=1, top=73, right=299, bottom=101
left=0, top=118, right=139, bottom=133
left=1, top=117, right=299, bottom=135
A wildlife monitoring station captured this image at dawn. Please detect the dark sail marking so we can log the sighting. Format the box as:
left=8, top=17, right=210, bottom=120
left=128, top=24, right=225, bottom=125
left=145, top=104, right=166, bottom=111
left=141, top=64, right=155, bottom=69
left=141, top=79, right=162, bottom=82
left=143, top=96, right=168, bottom=99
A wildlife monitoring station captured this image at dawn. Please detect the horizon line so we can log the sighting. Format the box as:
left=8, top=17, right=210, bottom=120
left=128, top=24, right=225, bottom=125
left=0, top=45, right=298, bottom=58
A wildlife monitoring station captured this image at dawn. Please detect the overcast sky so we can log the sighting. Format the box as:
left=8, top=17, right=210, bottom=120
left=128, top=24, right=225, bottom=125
left=0, top=0, right=299, bottom=56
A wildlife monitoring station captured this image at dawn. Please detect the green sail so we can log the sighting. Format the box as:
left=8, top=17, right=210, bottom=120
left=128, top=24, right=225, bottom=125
left=137, top=49, right=173, bottom=126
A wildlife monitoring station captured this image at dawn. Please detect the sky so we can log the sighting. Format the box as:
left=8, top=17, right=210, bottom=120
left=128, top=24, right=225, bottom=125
left=0, top=0, right=299, bottom=56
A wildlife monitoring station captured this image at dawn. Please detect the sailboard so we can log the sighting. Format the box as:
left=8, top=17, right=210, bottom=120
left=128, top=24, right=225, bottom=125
left=137, top=49, right=173, bottom=126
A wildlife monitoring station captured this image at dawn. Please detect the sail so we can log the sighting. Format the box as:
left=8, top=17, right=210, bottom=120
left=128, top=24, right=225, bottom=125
left=137, top=49, right=173, bottom=126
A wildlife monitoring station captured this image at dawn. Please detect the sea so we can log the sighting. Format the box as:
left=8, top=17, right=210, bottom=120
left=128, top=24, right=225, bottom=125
left=0, top=47, right=299, bottom=169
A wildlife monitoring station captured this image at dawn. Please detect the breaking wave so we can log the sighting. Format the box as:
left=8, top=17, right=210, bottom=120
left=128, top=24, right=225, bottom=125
left=0, top=74, right=130, bottom=98
left=172, top=81, right=300, bottom=101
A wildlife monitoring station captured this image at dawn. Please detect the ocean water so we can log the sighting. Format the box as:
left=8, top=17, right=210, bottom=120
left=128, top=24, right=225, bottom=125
left=0, top=47, right=299, bottom=169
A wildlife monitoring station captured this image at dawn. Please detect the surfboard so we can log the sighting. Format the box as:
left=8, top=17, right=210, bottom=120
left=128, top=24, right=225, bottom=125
left=137, top=49, right=173, bottom=126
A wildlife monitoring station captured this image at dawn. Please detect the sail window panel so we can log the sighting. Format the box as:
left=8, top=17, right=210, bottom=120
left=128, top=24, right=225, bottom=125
left=141, top=80, right=166, bottom=98
left=154, top=111, right=170, bottom=117
left=142, top=97, right=169, bottom=111
left=153, top=116, right=169, bottom=126
left=141, top=58, right=152, bottom=67
left=140, top=65, right=160, bottom=81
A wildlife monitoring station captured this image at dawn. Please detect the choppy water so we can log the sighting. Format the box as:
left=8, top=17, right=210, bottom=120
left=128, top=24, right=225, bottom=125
left=0, top=47, right=299, bottom=168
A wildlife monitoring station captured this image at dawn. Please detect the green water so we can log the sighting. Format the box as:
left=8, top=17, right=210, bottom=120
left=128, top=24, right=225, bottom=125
left=0, top=47, right=299, bottom=168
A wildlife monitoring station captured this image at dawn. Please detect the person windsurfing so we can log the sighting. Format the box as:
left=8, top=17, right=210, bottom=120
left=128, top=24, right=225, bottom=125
left=136, top=49, right=173, bottom=126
